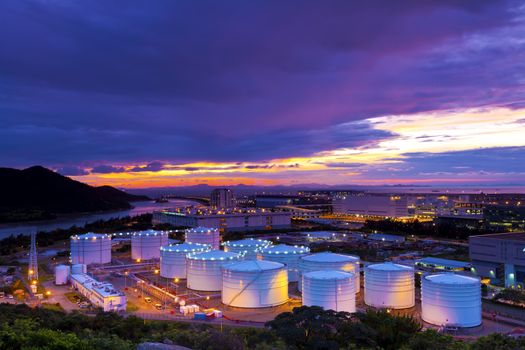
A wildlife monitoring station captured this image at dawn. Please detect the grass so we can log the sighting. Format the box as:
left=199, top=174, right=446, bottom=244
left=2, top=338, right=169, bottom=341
left=41, top=303, right=65, bottom=312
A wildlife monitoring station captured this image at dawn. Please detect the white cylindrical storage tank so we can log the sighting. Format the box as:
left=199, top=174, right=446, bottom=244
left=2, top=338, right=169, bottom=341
left=160, top=242, right=211, bottom=279
left=257, top=244, right=310, bottom=282
left=70, top=233, right=112, bottom=265
left=223, top=238, right=272, bottom=260
left=186, top=250, right=243, bottom=291
left=71, top=263, right=87, bottom=275
left=185, top=227, right=221, bottom=250
left=364, top=262, right=415, bottom=309
left=222, top=260, right=288, bottom=308
left=54, top=265, right=70, bottom=285
left=298, top=252, right=360, bottom=292
left=131, top=230, right=169, bottom=261
left=422, top=273, right=481, bottom=327
left=302, top=270, right=356, bottom=313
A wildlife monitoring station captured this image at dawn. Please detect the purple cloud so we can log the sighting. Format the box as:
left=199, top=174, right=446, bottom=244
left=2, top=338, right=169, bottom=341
left=130, top=162, right=165, bottom=172
left=91, top=164, right=126, bottom=174
left=0, top=0, right=523, bottom=185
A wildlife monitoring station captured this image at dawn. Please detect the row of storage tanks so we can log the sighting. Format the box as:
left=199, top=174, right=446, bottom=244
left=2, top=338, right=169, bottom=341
left=70, top=227, right=219, bottom=265
left=163, top=230, right=481, bottom=328
left=70, top=227, right=481, bottom=328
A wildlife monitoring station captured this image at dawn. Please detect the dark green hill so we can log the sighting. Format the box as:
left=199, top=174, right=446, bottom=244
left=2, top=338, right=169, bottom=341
left=0, top=166, right=149, bottom=222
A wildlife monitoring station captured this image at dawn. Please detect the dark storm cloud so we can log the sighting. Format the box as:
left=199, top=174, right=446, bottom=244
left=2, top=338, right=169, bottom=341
left=0, top=0, right=523, bottom=169
left=130, top=162, right=166, bottom=172
left=91, top=165, right=126, bottom=174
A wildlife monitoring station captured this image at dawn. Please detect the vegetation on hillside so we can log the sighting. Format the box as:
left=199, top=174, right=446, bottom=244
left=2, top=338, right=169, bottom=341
left=0, top=304, right=522, bottom=350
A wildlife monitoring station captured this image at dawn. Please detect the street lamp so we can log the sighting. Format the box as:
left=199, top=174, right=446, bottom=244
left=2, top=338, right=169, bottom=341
left=154, top=269, right=159, bottom=285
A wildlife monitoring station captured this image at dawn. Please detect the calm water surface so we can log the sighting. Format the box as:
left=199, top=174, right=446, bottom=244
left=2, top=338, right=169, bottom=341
left=0, top=199, right=196, bottom=239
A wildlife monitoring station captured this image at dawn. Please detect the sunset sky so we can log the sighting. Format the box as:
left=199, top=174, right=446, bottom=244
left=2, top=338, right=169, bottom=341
left=1, top=1, right=524, bottom=188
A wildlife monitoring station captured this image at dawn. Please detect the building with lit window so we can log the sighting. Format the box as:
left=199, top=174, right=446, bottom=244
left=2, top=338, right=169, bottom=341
left=332, top=194, right=409, bottom=218
left=70, top=273, right=126, bottom=312
left=153, top=207, right=291, bottom=231
left=469, top=232, right=525, bottom=288
left=210, top=188, right=235, bottom=209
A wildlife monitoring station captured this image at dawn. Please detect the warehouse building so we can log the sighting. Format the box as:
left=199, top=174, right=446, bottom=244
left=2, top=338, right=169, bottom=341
left=70, top=273, right=126, bottom=312
left=469, top=232, right=525, bottom=288
left=153, top=207, right=291, bottom=231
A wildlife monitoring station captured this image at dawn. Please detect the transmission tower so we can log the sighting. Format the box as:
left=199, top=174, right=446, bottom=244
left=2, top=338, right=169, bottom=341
left=28, top=231, right=38, bottom=282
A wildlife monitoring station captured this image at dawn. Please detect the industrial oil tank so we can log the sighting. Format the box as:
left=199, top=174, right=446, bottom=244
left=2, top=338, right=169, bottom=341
left=223, top=238, right=272, bottom=259
left=131, top=230, right=169, bottom=261
left=185, top=227, right=221, bottom=250
left=70, top=233, right=112, bottom=265
left=298, top=252, right=360, bottom=292
left=160, top=242, right=211, bottom=279
left=302, top=270, right=356, bottom=313
left=54, top=265, right=70, bottom=285
left=222, top=260, right=288, bottom=308
left=186, top=250, right=243, bottom=291
left=422, top=273, right=481, bottom=327
left=364, top=262, right=415, bottom=309
left=257, top=244, right=310, bottom=282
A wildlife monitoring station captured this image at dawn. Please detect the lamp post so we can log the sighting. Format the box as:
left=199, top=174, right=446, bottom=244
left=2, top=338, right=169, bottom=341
left=154, top=269, right=159, bottom=286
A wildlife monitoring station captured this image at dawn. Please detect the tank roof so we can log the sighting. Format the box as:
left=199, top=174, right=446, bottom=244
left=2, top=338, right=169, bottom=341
left=425, top=273, right=480, bottom=285
left=302, top=252, right=359, bottom=262
left=160, top=242, right=210, bottom=253
left=72, top=232, right=110, bottom=239
left=258, top=244, right=310, bottom=254
left=367, top=262, right=413, bottom=271
left=304, top=270, right=354, bottom=280
left=132, top=229, right=168, bottom=236
left=186, top=227, right=219, bottom=233
left=187, top=250, right=242, bottom=260
left=223, top=260, right=284, bottom=272
left=223, top=238, right=271, bottom=247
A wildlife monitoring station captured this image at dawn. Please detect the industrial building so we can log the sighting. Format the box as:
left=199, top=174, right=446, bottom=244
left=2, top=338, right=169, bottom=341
left=70, top=273, right=126, bottom=312
left=367, top=233, right=405, bottom=243
left=70, top=233, right=112, bottom=265
left=153, top=207, right=291, bottom=231
left=415, top=257, right=472, bottom=272
left=210, top=188, right=236, bottom=209
left=332, top=194, right=409, bottom=218
left=469, top=232, right=525, bottom=288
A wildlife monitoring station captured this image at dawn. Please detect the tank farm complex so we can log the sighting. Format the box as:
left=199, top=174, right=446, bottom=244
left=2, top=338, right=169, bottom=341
left=50, top=226, right=483, bottom=329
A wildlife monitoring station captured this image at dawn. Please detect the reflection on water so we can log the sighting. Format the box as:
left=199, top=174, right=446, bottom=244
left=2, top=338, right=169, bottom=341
left=0, top=200, right=196, bottom=239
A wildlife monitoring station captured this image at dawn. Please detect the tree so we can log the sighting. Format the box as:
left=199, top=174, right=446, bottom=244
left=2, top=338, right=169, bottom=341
left=401, top=329, right=466, bottom=350
left=469, top=333, right=525, bottom=350
left=266, top=306, right=353, bottom=349
left=354, top=310, right=421, bottom=350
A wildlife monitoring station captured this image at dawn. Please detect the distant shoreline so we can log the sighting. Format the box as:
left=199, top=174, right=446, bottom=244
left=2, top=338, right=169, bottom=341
left=0, top=199, right=198, bottom=239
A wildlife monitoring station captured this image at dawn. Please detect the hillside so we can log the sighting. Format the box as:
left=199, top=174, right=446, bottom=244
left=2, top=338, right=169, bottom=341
left=0, top=166, right=149, bottom=223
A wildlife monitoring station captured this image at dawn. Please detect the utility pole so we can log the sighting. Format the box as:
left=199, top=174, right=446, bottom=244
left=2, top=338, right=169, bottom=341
left=28, top=231, right=39, bottom=283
